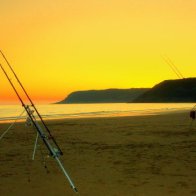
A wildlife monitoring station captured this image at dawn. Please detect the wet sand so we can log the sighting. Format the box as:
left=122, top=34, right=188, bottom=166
left=0, top=112, right=196, bottom=195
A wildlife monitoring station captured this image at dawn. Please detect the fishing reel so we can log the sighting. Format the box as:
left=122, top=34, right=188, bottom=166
left=25, top=105, right=35, bottom=126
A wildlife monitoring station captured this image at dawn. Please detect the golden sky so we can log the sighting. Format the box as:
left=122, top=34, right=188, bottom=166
left=0, top=0, right=196, bottom=103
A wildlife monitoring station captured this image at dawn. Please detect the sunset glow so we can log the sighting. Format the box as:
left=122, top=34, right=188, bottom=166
left=0, top=0, right=196, bottom=103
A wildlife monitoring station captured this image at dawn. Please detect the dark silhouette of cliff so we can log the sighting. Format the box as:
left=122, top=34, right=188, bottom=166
left=133, top=78, right=196, bottom=102
left=57, top=88, right=149, bottom=104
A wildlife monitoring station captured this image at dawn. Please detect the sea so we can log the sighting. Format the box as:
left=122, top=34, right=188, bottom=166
left=0, top=103, right=195, bottom=123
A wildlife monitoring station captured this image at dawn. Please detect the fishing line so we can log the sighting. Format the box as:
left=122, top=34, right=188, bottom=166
left=0, top=109, right=26, bottom=142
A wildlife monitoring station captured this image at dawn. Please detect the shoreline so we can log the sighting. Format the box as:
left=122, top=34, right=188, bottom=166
left=0, top=108, right=191, bottom=125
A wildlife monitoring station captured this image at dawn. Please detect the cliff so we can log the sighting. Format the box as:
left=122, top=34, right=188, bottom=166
left=57, top=88, right=149, bottom=104
left=133, top=78, right=196, bottom=102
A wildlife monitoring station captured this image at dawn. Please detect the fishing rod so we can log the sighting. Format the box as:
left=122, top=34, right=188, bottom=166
left=161, top=55, right=184, bottom=79
left=0, top=50, right=63, bottom=155
left=0, top=63, right=54, bottom=155
left=0, top=52, right=78, bottom=193
left=165, top=56, right=184, bottom=79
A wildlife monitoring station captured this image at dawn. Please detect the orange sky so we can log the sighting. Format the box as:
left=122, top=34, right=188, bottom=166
left=0, top=0, right=196, bottom=104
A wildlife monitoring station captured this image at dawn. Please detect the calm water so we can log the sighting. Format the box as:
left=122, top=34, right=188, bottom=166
left=0, top=103, right=194, bottom=122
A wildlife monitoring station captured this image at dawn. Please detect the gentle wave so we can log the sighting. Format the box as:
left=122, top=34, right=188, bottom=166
left=0, top=103, right=194, bottom=123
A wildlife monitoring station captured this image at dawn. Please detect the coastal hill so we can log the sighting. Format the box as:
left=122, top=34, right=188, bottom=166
left=57, top=78, right=196, bottom=104
left=57, top=88, right=149, bottom=104
left=133, top=78, right=196, bottom=102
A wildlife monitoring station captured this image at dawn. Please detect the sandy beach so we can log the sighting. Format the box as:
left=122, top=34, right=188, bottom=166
left=0, top=111, right=196, bottom=196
